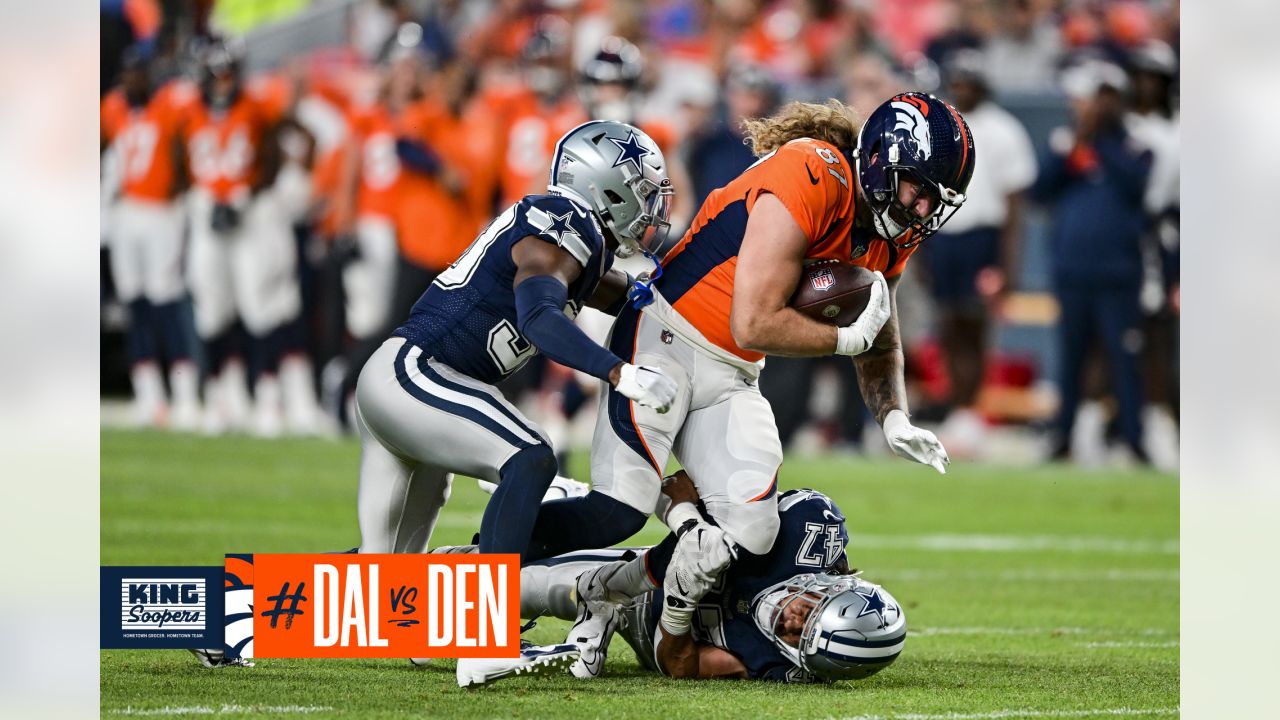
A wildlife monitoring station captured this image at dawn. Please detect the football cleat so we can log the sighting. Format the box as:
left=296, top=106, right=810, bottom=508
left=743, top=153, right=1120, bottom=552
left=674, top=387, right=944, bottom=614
left=189, top=648, right=254, bottom=668
left=477, top=475, right=589, bottom=502
left=455, top=643, right=579, bottom=688
left=567, top=566, right=623, bottom=678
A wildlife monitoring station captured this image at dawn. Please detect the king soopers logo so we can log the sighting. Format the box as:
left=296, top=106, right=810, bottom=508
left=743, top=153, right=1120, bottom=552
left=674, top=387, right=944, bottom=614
left=122, top=578, right=206, bottom=629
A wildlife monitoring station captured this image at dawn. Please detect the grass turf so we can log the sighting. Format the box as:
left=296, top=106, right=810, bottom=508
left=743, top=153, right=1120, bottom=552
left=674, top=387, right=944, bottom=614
left=101, top=429, right=1178, bottom=719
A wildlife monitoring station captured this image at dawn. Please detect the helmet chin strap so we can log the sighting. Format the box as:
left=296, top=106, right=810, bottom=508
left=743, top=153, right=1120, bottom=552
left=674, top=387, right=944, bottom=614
left=872, top=208, right=909, bottom=242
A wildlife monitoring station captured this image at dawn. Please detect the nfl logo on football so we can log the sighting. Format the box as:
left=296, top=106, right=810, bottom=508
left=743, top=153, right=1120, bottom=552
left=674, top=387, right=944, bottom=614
left=120, top=577, right=206, bottom=639
left=810, top=267, right=836, bottom=292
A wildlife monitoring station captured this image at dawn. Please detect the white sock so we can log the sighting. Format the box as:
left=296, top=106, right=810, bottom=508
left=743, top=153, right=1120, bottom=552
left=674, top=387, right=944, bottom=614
left=169, top=360, right=200, bottom=409
left=130, top=362, right=166, bottom=424
left=607, top=555, right=658, bottom=598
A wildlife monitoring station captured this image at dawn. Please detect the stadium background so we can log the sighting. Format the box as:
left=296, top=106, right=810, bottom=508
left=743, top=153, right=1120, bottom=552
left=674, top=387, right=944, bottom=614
left=99, top=1, right=1179, bottom=717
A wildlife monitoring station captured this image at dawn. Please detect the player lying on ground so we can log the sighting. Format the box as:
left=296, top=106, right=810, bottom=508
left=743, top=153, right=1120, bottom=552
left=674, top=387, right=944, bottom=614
left=519, top=93, right=977, bottom=581
left=458, top=471, right=906, bottom=686
left=354, top=120, right=680, bottom=563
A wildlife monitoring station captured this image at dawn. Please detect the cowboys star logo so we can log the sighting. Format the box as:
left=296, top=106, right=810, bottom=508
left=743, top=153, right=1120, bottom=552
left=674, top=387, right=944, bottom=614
left=853, top=586, right=891, bottom=627
left=608, top=130, right=652, bottom=173
left=541, top=211, right=580, bottom=246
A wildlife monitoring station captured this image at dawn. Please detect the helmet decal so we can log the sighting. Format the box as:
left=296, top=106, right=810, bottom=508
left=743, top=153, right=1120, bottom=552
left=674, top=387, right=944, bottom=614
left=889, top=99, right=932, bottom=160
left=852, top=586, right=890, bottom=625
left=608, top=130, right=652, bottom=173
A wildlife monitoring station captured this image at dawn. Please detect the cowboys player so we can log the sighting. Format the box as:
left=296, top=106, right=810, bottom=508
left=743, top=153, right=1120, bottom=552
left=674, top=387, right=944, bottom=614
left=354, top=121, right=677, bottom=561
left=461, top=471, right=905, bottom=684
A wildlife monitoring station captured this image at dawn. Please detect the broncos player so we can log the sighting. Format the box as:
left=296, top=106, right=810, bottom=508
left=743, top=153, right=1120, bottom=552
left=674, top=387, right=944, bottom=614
left=520, top=94, right=976, bottom=577
left=354, top=121, right=678, bottom=561
left=460, top=471, right=905, bottom=685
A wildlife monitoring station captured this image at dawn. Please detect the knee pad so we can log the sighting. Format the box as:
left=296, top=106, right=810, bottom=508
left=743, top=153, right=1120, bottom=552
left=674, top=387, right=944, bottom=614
left=500, top=443, right=558, bottom=484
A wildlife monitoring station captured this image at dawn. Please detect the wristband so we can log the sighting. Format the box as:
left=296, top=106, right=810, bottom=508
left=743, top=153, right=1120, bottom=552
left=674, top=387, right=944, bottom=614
left=659, top=595, right=694, bottom=636
left=665, top=502, right=701, bottom=535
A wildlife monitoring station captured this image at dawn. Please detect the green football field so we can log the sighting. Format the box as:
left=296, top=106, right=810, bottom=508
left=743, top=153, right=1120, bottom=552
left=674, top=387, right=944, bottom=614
left=101, top=429, right=1179, bottom=719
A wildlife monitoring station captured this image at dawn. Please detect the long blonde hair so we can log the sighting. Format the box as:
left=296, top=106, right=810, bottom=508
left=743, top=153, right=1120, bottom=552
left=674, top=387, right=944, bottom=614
left=741, top=99, right=864, bottom=157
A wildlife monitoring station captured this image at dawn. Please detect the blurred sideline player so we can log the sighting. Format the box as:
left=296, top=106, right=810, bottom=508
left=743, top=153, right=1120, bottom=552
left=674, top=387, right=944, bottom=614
left=488, top=15, right=588, bottom=209
left=520, top=95, right=975, bottom=567
left=458, top=471, right=905, bottom=686
left=182, top=40, right=324, bottom=436
left=925, top=50, right=1037, bottom=458
left=101, top=48, right=202, bottom=429
left=353, top=121, right=677, bottom=563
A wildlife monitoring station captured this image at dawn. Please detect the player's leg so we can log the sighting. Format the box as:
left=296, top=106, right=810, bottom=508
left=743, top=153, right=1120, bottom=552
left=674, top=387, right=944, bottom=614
left=1051, top=284, right=1095, bottom=459
left=110, top=203, right=166, bottom=426
left=355, top=338, right=551, bottom=555
left=525, top=308, right=692, bottom=560
left=520, top=548, right=638, bottom=620
left=187, top=193, right=245, bottom=433
left=234, top=193, right=323, bottom=435
left=353, top=395, right=454, bottom=554
left=674, top=376, right=784, bottom=556
left=1096, top=284, right=1148, bottom=462
left=141, top=200, right=201, bottom=430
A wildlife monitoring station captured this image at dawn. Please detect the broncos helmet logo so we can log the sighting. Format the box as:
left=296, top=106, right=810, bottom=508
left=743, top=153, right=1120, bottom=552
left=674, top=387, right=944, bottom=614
left=890, top=99, right=932, bottom=161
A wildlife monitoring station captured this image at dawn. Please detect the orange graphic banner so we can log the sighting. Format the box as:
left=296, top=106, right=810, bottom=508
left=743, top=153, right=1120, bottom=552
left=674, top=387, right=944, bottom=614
left=246, top=554, right=520, bottom=659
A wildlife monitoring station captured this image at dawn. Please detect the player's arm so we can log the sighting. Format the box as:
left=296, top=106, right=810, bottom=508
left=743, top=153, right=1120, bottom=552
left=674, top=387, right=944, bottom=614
left=511, top=238, right=676, bottom=411
left=854, top=273, right=906, bottom=425
left=584, top=268, right=633, bottom=316
left=656, top=626, right=748, bottom=679
left=730, top=193, right=842, bottom=356
left=854, top=274, right=950, bottom=474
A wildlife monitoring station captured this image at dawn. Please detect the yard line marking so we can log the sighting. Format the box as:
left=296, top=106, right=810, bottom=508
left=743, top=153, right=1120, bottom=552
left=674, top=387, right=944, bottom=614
left=853, top=534, right=1178, bottom=555
left=912, top=627, right=1175, bottom=638
left=107, top=707, right=335, bottom=716
left=1078, top=641, right=1179, bottom=649
left=873, top=569, right=1178, bottom=582
left=835, top=707, right=1179, bottom=720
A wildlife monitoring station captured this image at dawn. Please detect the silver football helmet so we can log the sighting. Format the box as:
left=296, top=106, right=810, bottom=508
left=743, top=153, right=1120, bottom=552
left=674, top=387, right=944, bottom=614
left=548, top=120, right=673, bottom=257
left=753, top=573, right=906, bottom=682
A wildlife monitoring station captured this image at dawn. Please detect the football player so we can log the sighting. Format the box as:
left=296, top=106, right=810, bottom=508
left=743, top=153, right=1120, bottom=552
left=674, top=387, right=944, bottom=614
left=354, top=121, right=678, bottom=562
left=521, top=94, right=976, bottom=572
left=459, top=471, right=905, bottom=685
left=101, top=47, right=202, bottom=429
left=182, top=39, right=324, bottom=436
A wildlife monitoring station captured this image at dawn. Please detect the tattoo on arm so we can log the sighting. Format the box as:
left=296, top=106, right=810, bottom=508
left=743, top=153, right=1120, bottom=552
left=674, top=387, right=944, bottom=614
left=853, top=277, right=908, bottom=425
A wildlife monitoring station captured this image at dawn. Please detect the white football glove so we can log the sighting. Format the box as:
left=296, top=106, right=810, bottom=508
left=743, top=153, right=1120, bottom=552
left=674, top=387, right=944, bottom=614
left=835, top=271, right=892, bottom=356
left=615, top=363, right=678, bottom=414
left=660, top=520, right=736, bottom=635
left=882, top=409, right=950, bottom=474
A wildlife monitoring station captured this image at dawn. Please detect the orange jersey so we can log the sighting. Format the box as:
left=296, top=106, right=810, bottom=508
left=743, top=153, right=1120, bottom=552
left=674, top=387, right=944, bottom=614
left=183, top=84, right=287, bottom=202
left=658, top=138, right=918, bottom=362
left=348, top=105, right=404, bottom=220
left=494, top=91, right=586, bottom=208
left=101, top=82, right=196, bottom=202
left=391, top=100, right=491, bottom=271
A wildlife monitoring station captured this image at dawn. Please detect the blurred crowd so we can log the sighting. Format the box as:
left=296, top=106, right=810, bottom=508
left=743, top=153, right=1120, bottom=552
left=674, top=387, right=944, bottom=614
left=100, top=0, right=1179, bottom=468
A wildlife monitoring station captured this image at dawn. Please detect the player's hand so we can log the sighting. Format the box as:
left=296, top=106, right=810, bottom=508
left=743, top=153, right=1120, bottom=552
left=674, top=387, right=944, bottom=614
left=614, top=363, right=677, bottom=414
left=882, top=409, right=949, bottom=474
left=670, top=519, right=737, bottom=593
left=835, top=271, right=891, bottom=356
left=661, top=470, right=699, bottom=507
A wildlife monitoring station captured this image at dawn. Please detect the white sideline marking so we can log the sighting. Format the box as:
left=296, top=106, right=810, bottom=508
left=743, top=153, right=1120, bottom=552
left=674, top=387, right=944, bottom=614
left=874, top=569, right=1178, bottom=582
left=912, top=627, right=1174, bottom=637
left=854, top=534, right=1178, bottom=555
left=1079, top=641, right=1179, bottom=649
left=108, top=706, right=334, bottom=716
left=836, top=707, right=1179, bottom=720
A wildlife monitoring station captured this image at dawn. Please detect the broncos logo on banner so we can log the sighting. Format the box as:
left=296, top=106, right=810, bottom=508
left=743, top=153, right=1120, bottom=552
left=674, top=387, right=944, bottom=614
left=890, top=98, right=932, bottom=161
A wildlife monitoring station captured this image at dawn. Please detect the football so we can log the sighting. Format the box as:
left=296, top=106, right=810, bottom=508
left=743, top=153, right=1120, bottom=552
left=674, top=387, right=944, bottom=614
left=788, top=259, right=878, bottom=326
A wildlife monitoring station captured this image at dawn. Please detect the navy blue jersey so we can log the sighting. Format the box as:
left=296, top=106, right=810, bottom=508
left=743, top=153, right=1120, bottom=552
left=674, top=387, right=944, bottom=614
left=649, top=489, right=849, bottom=682
left=394, top=194, right=613, bottom=384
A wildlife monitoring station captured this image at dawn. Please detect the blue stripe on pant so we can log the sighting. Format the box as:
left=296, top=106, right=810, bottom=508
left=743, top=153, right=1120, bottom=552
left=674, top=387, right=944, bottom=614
left=392, top=342, right=536, bottom=451
left=416, top=356, right=543, bottom=444
left=604, top=304, right=660, bottom=473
